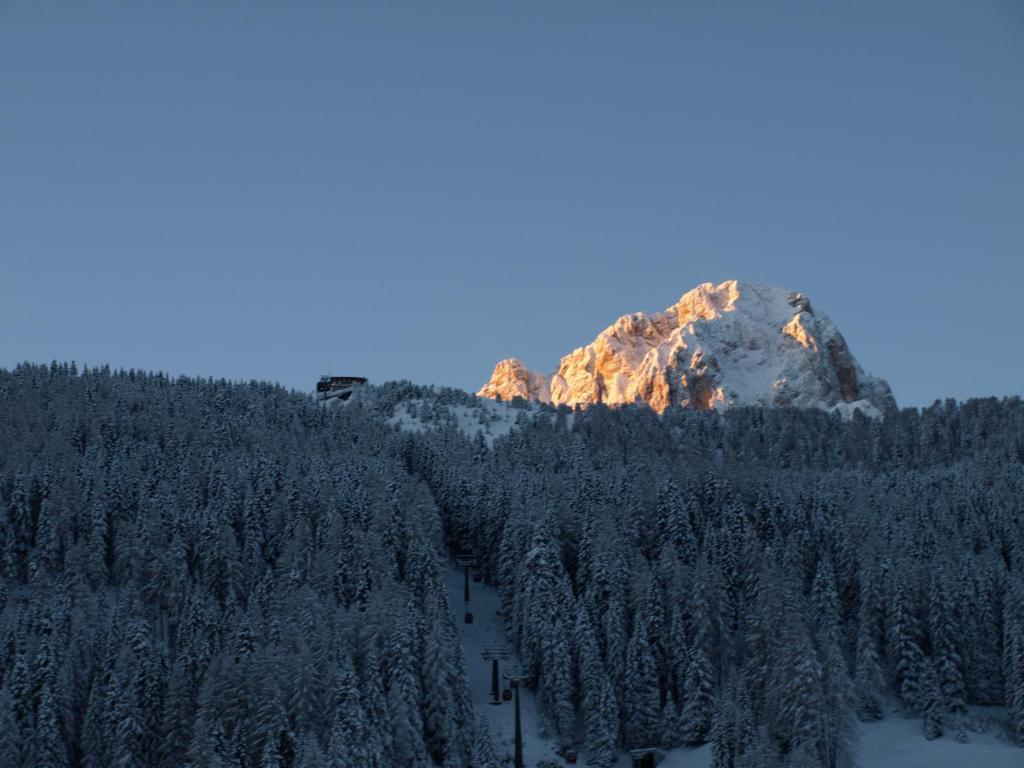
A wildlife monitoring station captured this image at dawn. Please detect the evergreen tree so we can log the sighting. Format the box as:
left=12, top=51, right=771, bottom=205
left=709, top=693, right=735, bottom=768
left=331, top=663, right=371, bottom=766
left=421, top=605, right=462, bottom=764
left=0, top=682, right=22, bottom=768
left=680, top=648, right=714, bottom=745
left=296, top=732, right=327, bottom=768
left=112, top=670, right=147, bottom=768
left=929, top=575, right=967, bottom=717
left=854, top=577, right=885, bottom=721
left=776, top=605, right=825, bottom=767
left=159, top=661, right=195, bottom=768
left=28, top=678, right=69, bottom=768
left=1004, top=612, right=1024, bottom=748
left=811, top=560, right=857, bottom=768
left=574, top=606, right=618, bottom=767
left=472, top=716, right=500, bottom=768
left=359, top=645, right=391, bottom=768
left=888, top=571, right=925, bottom=712
left=920, top=659, right=944, bottom=741
left=387, top=628, right=430, bottom=767
left=659, top=697, right=681, bottom=748
left=189, top=677, right=227, bottom=768
left=624, top=613, right=661, bottom=747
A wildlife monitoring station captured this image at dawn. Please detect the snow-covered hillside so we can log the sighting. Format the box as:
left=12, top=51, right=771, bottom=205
left=448, top=563, right=1024, bottom=768
left=479, top=280, right=894, bottom=417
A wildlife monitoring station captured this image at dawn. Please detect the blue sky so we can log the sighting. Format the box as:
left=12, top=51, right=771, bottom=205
left=2, top=1, right=1022, bottom=406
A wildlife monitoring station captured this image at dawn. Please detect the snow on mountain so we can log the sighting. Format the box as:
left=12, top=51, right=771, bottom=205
left=479, top=280, right=895, bottom=417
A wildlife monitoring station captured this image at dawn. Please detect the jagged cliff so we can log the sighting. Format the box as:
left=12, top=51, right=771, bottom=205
left=478, top=280, right=895, bottom=417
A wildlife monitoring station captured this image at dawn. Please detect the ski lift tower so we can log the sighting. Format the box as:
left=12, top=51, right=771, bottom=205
left=481, top=643, right=512, bottom=705
left=455, top=550, right=477, bottom=606
left=503, top=668, right=529, bottom=768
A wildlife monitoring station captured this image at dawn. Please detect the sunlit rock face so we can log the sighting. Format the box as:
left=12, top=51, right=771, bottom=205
left=478, top=280, right=895, bottom=417
left=477, top=358, right=550, bottom=403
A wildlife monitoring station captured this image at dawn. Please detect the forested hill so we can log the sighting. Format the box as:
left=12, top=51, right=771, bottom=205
left=386, top=381, right=1024, bottom=764
left=1, top=363, right=1023, bottom=767
left=0, top=363, right=475, bottom=768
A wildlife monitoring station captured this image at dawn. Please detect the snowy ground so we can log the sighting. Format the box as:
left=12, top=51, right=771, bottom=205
left=655, top=712, right=1023, bottom=768
left=854, top=709, right=1021, bottom=768
left=446, top=562, right=1021, bottom=768
left=651, top=705, right=1022, bottom=768
left=392, top=397, right=564, bottom=446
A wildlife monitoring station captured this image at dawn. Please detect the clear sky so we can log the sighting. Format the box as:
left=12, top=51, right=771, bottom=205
left=2, top=2, right=1022, bottom=407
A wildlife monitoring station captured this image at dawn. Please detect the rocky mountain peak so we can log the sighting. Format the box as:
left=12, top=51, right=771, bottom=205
left=478, top=280, right=895, bottom=417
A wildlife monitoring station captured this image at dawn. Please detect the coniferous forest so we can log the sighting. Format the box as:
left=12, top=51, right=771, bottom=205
left=2, top=362, right=1024, bottom=767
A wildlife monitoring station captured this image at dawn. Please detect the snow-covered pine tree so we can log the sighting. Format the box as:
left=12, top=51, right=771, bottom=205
left=928, top=570, right=968, bottom=742
left=359, top=644, right=391, bottom=768
left=0, top=682, right=21, bottom=768
left=888, top=570, right=925, bottom=713
left=472, top=716, right=500, bottom=768
left=659, top=697, right=682, bottom=748
left=421, top=597, right=474, bottom=767
left=1004, top=604, right=1024, bottom=747
left=29, top=672, right=70, bottom=768
left=920, top=658, right=944, bottom=740
left=517, top=516, right=575, bottom=736
left=386, top=623, right=430, bottom=767
left=624, top=611, right=662, bottom=747
left=680, top=574, right=716, bottom=745
left=666, top=604, right=690, bottom=703
left=574, top=605, right=618, bottom=767
left=811, top=560, right=857, bottom=768
left=709, top=689, right=735, bottom=768
left=854, top=566, right=886, bottom=721
left=330, top=661, right=371, bottom=765
left=775, top=597, right=826, bottom=767
left=297, top=731, right=327, bottom=768
left=929, top=573, right=966, bottom=716
left=680, top=647, right=715, bottom=745
left=111, top=665, right=147, bottom=768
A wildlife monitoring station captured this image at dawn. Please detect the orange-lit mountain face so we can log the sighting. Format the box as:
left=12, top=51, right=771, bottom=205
left=479, top=280, right=895, bottom=417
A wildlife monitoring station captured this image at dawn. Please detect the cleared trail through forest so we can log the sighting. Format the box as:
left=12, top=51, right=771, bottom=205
left=445, top=562, right=569, bottom=767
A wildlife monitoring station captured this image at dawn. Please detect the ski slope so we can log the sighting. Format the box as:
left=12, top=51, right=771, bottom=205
left=445, top=561, right=1022, bottom=768
left=445, top=563, right=566, bottom=766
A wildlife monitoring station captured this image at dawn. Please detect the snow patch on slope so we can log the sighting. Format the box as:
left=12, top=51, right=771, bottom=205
left=830, top=399, right=883, bottom=420
left=390, top=397, right=553, bottom=445
left=658, top=708, right=1021, bottom=768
